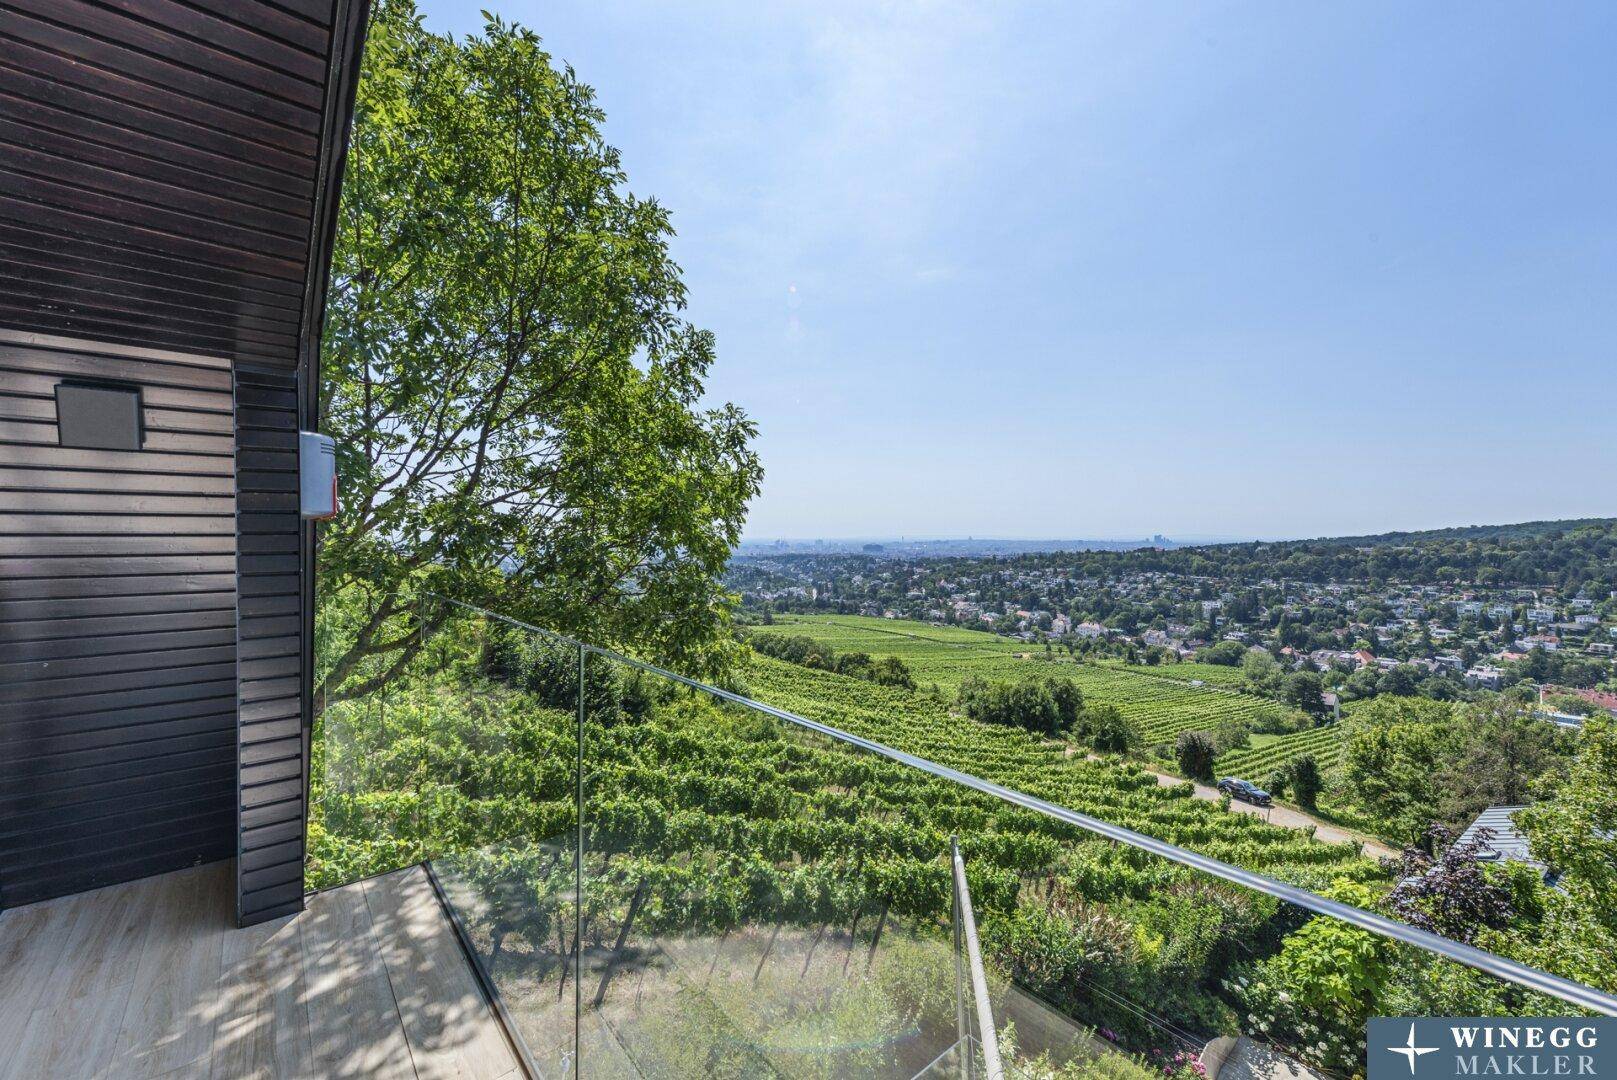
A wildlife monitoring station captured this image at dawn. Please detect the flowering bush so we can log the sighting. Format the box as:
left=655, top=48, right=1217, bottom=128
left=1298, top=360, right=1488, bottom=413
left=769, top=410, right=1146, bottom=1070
left=1228, top=878, right=1392, bottom=1074
left=1151, top=1048, right=1209, bottom=1080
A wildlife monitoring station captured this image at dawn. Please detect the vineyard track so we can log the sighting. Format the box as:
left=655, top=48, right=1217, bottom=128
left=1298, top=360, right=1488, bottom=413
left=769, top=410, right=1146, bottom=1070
left=1147, top=769, right=1397, bottom=861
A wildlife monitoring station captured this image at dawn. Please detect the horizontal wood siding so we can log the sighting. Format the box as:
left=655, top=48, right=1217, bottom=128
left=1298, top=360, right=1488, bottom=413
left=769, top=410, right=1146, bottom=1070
left=0, top=332, right=237, bottom=906
left=0, top=0, right=338, bottom=370
left=0, top=0, right=370, bottom=921
left=235, top=367, right=305, bottom=924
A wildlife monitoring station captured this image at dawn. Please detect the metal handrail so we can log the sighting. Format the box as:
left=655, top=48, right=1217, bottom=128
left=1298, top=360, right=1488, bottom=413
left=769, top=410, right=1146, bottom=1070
left=424, top=592, right=1617, bottom=1017
left=954, top=838, right=1005, bottom=1080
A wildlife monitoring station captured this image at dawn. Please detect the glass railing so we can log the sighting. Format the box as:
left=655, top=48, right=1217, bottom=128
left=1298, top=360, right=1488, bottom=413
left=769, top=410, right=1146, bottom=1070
left=309, top=591, right=1617, bottom=1079
left=311, top=589, right=582, bottom=1075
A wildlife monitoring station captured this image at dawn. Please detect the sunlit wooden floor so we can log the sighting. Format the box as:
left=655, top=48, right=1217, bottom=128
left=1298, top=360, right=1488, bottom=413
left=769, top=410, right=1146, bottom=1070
left=0, top=862, right=523, bottom=1080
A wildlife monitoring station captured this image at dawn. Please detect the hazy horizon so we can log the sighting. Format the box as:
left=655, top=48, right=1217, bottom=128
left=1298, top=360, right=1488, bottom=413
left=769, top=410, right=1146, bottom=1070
left=420, top=1, right=1617, bottom=539
left=738, top=513, right=1610, bottom=548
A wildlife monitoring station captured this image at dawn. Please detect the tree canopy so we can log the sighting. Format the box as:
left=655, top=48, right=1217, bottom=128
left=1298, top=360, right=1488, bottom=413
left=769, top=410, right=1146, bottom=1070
left=318, top=0, right=761, bottom=707
left=1340, top=697, right=1571, bottom=845
left=958, top=675, right=1084, bottom=737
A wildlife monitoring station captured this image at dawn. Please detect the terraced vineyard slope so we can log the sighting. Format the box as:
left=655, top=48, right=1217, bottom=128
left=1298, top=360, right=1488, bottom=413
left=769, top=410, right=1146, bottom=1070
left=743, top=653, right=1373, bottom=879
left=1217, top=726, right=1347, bottom=780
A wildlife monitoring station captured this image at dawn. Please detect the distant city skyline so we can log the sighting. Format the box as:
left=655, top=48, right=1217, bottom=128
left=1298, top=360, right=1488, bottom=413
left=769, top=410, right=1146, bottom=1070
left=421, top=1, right=1617, bottom=540
left=732, top=518, right=1590, bottom=549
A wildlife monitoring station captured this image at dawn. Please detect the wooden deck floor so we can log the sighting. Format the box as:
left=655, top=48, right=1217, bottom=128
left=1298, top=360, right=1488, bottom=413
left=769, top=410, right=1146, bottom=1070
left=0, top=862, right=523, bottom=1080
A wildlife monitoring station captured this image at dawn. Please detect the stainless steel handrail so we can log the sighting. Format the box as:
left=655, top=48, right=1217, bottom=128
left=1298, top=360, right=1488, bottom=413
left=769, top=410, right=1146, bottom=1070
left=953, top=838, right=1005, bottom=1080
left=425, top=593, right=1617, bottom=1017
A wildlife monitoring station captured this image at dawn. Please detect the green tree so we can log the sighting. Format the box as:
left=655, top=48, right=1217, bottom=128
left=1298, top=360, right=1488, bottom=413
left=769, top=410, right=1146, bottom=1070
left=1338, top=697, right=1457, bottom=844
left=1175, top=731, right=1217, bottom=781
left=318, top=1, right=762, bottom=709
left=958, top=676, right=1082, bottom=737
left=1197, top=640, right=1246, bottom=667
left=1518, top=716, right=1617, bottom=927
left=869, top=656, right=917, bottom=690
left=1241, top=649, right=1284, bottom=696
left=1376, top=664, right=1421, bottom=697
left=1430, top=699, right=1569, bottom=827
left=1285, top=753, right=1323, bottom=811
left=1281, top=670, right=1327, bottom=719
left=1079, top=704, right=1141, bottom=754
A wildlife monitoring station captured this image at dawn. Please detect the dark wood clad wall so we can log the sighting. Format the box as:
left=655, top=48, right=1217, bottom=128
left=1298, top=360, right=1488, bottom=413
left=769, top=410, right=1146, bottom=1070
left=0, top=0, right=336, bottom=368
left=234, top=366, right=304, bottom=923
left=0, top=331, right=238, bottom=907
left=0, top=0, right=368, bottom=918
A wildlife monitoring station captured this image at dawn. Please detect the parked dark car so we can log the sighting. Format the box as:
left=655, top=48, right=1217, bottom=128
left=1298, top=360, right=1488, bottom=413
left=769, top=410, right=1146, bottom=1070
left=1217, top=777, right=1273, bottom=807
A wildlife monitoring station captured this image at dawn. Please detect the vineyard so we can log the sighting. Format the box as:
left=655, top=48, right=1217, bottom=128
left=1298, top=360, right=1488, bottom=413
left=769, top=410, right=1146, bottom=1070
left=751, top=615, right=1290, bottom=745
left=741, top=655, right=1369, bottom=878
left=1216, top=727, right=1346, bottom=780
left=1096, top=658, right=1249, bottom=689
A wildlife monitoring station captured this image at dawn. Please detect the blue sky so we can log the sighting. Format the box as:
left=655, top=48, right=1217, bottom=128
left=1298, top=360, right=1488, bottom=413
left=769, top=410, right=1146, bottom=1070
left=418, top=1, right=1616, bottom=541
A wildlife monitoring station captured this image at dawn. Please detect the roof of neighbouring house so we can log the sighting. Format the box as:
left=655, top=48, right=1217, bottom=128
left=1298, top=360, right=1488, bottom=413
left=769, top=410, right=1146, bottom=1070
left=1455, top=805, right=1541, bottom=869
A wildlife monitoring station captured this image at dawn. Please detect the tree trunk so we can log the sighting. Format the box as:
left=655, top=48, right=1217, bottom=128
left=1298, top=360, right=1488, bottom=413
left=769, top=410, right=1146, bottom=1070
left=590, top=881, right=647, bottom=1010
left=753, top=923, right=782, bottom=986
left=864, top=902, right=890, bottom=972
left=799, top=922, right=828, bottom=981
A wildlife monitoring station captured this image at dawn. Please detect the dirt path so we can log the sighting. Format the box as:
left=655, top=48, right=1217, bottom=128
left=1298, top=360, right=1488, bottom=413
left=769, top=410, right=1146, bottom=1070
left=1064, top=746, right=1397, bottom=861
left=1145, top=767, right=1399, bottom=861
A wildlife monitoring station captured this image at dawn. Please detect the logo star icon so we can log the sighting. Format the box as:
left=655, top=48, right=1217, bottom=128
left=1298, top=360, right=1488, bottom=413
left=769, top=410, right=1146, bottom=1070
left=1388, top=1023, right=1440, bottom=1075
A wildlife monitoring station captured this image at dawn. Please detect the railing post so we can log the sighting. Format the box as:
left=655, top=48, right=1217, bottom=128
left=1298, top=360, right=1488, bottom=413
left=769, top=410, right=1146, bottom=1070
left=952, top=842, right=1003, bottom=1080
left=574, top=642, right=586, bottom=1076
left=952, top=835, right=972, bottom=1080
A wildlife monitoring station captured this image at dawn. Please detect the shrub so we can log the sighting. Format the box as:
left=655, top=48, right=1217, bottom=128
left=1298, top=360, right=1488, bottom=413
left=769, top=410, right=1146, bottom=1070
left=1265, top=768, right=1289, bottom=800
left=750, top=633, right=916, bottom=689
left=959, top=675, right=1083, bottom=737
left=1231, top=879, right=1395, bottom=1074
left=1286, top=754, right=1322, bottom=810
left=1081, top=704, right=1142, bottom=754
left=1387, top=824, right=1515, bottom=944
left=1175, top=731, right=1216, bottom=781
left=982, top=905, right=1117, bottom=995
left=868, top=656, right=916, bottom=690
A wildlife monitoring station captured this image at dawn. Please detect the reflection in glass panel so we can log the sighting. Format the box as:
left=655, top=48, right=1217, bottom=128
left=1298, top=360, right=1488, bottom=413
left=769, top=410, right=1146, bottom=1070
left=948, top=822, right=1571, bottom=1080
left=310, top=591, right=583, bottom=1075
left=560, top=653, right=968, bottom=1078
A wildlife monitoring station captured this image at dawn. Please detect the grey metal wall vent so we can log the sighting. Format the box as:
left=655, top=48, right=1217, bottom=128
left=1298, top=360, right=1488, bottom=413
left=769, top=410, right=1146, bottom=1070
left=55, top=383, right=143, bottom=451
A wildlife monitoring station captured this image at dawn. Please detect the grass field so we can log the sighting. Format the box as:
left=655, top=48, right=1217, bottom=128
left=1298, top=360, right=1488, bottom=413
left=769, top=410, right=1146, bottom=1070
left=750, top=615, right=1290, bottom=744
